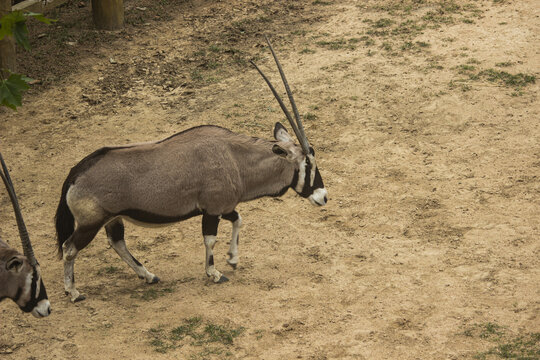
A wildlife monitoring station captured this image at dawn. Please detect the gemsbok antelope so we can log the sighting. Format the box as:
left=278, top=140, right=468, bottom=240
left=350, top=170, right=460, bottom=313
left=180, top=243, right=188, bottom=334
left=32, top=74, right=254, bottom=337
left=0, top=152, right=51, bottom=317
left=55, top=37, right=328, bottom=302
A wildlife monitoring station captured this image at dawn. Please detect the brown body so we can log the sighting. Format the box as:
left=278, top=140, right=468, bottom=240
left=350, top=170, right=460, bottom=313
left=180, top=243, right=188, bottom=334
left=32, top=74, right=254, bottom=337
left=68, top=126, right=297, bottom=226
left=56, top=37, right=327, bottom=303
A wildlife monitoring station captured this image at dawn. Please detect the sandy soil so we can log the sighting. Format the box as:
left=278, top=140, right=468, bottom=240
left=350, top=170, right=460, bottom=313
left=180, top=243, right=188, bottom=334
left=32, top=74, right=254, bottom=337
left=0, top=0, right=539, bottom=359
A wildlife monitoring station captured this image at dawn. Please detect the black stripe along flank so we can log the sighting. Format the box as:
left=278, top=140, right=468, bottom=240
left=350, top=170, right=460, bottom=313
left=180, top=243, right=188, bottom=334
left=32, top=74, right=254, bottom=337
left=118, top=209, right=202, bottom=224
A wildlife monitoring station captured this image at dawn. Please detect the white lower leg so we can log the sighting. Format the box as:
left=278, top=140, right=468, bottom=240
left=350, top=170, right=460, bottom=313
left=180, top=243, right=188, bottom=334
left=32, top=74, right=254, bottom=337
left=204, top=235, right=223, bottom=282
left=62, top=243, right=83, bottom=302
left=227, top=215, right=242, bottom=267
left=107, top=237, right=158, bottom=283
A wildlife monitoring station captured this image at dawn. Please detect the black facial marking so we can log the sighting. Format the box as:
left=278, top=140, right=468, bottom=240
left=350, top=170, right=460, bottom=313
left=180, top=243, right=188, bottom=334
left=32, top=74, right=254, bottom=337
left=208, top=255, right=214, bottom=266
left=313, top=168, right=324, bottom=189
left=119, top=209, right=202, bottom=224
left=202, top=214, right=220, bottom=236
left=299, top=161, right=313, bottom=198
left=290, top=168, right=299, bottom=190
left=20, top=267, right=47, bottom=313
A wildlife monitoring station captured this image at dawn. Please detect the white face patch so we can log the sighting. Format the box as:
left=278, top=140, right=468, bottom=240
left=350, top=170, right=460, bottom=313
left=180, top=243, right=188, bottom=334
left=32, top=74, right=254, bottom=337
left=307, top=154, right=317, bottom=187
left=295, top=158, right=307, bottom=193
left=309, top=187, right=328, bottom=206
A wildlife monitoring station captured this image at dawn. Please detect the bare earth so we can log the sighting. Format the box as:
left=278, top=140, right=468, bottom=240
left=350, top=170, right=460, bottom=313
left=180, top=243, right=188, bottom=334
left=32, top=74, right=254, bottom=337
left=0, top=0, right=538, bottom=359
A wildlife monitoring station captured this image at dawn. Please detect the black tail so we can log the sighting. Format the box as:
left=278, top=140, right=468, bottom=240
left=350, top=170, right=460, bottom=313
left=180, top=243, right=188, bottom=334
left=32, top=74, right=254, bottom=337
left=55, top=179, right=74, bottom=259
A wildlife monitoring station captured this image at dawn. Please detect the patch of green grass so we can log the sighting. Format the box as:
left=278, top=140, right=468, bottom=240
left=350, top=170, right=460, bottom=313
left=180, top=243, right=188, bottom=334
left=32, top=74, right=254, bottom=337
left=401, top=40, right=430, bottom=52
left=478, top=69, right=536, bottom=87
left=463, top=322, right=540, bottom=360
left=495, top=61, right=513, bottom=67
left=315, top=38, right=357, bottom=50
left=204, top=323, right=245, bottom=345
left=373, top=18, right=394, bottom=28
left=171, top=317, right=203, bottom=341
left=208, top=44, right=222, bottom=53
left=381, top=42, right=392, bottom=51
left=291, top=29, right=308, bottom=36
left=147, top=317, right=244, bottom=354
left=391, top=19, right=426, bottom=36
left=462, top=18, right=475, bottom=24
left=312, top=0, right=333, bottom=5
left=456, top=64, right=476, bottom=74
left=422, top=11, right=454, bottom=26
left=97, top=266, right=120, bottom=276
left=299, top=48, right=316, bottom=54
left=304, top=113, right=318, bottom=121
left=133, top=287, right=175, bottom=301
left=191, top=70, right=203, bottom=81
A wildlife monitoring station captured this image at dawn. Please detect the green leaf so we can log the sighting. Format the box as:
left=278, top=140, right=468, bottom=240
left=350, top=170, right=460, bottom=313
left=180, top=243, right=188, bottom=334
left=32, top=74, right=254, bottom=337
left=0, top=11, right=26, bottom=42
left=13, top=20, right=30, bottom=51
left=24, top=12, right=56, bottom=25
left=0, top=73, right=31, bottom=110
left=0, top=11, right=55, bottom=44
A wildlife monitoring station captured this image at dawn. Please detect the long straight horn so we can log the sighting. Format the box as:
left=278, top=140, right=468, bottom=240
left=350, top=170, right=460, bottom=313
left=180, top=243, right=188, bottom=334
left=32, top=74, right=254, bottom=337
left=264, top=36, right=311, bottom=154
left=0, top=152, right=38, bottom=267
left=249, top=60, right=303, bottom=140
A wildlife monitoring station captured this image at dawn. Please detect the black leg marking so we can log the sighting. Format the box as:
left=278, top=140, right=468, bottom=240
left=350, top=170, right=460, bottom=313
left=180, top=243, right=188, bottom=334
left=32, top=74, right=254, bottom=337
left=222, top=211, right=239, bottom=223
left=73, top=225, right=101, bottom=252
left=131, top=254, right=142, bottom=267
left=107, top=220, right=124, bottom=242
left=209, top=255, right=214, bottom=266
left=202, top=214, right=220, bottom=235
left=105, top=218, right=158, bottom=284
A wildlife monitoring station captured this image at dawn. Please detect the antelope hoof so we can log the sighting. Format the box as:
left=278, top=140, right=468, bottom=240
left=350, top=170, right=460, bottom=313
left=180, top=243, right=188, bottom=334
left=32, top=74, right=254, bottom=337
left=147, top=275, right=160, bottom=284
left=71, top=294, right=86, bottom=303
left=216, top=275, right=229, bottom=283
left=227, top=261, right=237, bottom=270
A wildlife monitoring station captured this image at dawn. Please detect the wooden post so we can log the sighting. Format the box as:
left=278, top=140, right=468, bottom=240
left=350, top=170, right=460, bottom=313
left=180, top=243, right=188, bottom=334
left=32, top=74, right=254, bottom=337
left=0, top=0, right=16, bottom=78
left=91, top=0, right=124, bottom=30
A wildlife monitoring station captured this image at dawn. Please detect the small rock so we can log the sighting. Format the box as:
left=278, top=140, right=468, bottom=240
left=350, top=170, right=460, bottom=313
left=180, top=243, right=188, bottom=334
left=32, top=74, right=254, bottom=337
left=37, top=33, right=47, bottom=39
left=109, top=58, right=117, bottom=64
left=136, top=6, right=147, bottom=11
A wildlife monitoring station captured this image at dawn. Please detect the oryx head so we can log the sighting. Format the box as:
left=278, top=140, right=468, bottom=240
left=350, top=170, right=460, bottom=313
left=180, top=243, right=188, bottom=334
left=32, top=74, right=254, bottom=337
left=0, top=152, right=50, bottom=318
left=251, top=36, right=328, bottom=206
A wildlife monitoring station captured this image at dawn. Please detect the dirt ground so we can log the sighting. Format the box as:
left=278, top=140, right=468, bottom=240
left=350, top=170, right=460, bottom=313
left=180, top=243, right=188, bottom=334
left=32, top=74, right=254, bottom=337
left=0, top=0, right=538, bottom=359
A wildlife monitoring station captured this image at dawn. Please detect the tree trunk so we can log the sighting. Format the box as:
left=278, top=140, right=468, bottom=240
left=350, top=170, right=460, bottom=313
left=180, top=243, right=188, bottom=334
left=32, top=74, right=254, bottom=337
left=91, top=0, right=124, bottom=30
left=0, top=0, right=16, bottom=78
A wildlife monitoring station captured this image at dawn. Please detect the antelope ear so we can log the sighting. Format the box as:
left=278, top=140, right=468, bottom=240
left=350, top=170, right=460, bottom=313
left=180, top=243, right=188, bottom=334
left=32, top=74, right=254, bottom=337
left=273, top=122, right=293, bottom=143
left=272, top=144, right=288, bottom=158
left=6, top=257, right=23, bottom=273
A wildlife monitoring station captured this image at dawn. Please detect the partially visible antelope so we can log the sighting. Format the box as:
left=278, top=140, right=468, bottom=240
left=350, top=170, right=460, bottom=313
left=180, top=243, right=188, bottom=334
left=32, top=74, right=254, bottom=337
left=55, top=37, right=328, bottom=303
left=0, top=152, right=51, bottom=317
